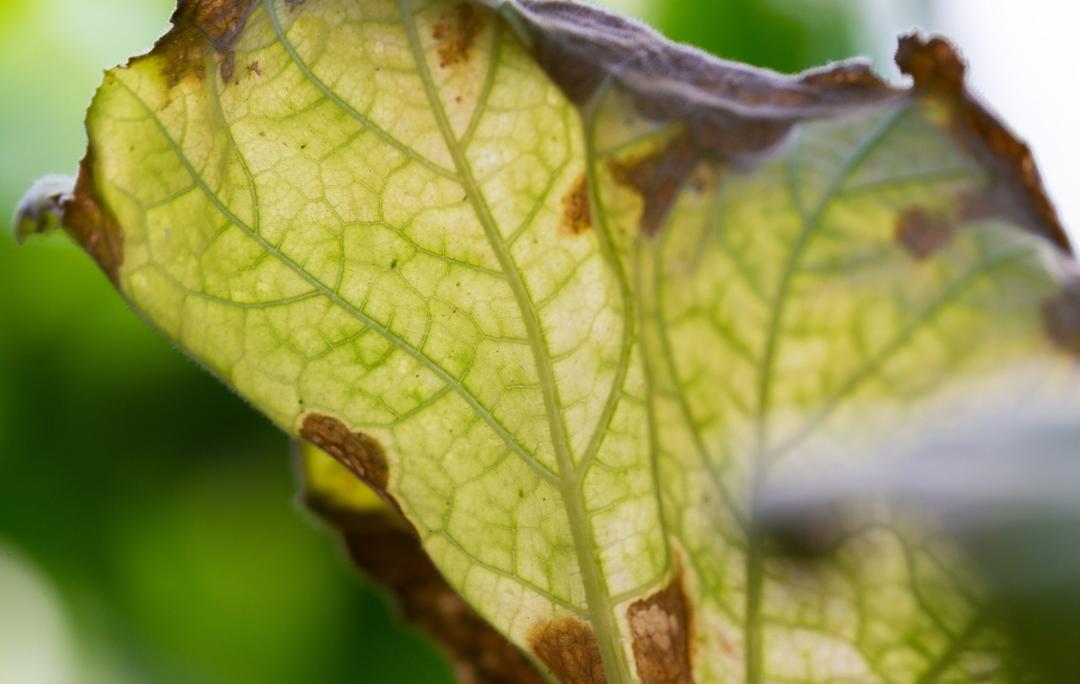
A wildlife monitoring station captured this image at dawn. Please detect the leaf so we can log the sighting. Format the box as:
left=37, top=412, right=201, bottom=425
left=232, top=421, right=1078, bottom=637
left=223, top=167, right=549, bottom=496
left=297, top=441, right=546, bottom=684
left=19, top=0, right=1080, bottom=681
left=755, top=371, right=1080, bottom=681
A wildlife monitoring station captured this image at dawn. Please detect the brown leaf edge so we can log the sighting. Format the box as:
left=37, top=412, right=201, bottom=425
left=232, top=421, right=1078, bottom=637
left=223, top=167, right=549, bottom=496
left=490, top=0, right=1071, bottom=250
left=32, top=0, right=258, bottom=284
left=293, top=439, right=545, bottom=684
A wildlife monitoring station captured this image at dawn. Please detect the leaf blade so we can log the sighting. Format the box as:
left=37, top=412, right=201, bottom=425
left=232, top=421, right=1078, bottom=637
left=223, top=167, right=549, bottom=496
left=29, top=1, right=1080, bottom=682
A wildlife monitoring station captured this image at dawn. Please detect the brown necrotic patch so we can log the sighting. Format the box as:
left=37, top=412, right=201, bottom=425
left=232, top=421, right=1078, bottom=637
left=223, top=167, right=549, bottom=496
left=895, top=207, right=956, bottom=260
left=174, top=0, right=258, bottom=51
left=627, top=574, right=695, bottom=684
left=307, top=502, right=544, bottom=684
left=63, top=151, right=125, bottom=285
left=561, top=174, right=593, bottom=236
left=896, top=34, right=1071, bottom=254
left=151, top=0, right=259, bottom=84
left=528, top=619, right=607, bottom=684
left=609, top=136, right=700, bottom=237
left=300, top=413, right=390, bottom=491
left=502, top=4, right=1068, bottom=251
left=433, top=3, right=484, bottom=68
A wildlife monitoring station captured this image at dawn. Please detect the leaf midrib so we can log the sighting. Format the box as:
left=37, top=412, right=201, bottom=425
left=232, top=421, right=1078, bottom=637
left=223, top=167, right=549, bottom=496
left=397, top=4, right=630, bottom=681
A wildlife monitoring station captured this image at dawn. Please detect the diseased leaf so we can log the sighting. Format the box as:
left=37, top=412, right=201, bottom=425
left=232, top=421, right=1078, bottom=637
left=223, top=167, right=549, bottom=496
left=755, top=373, right=1080, bottom=682
left=298, top=441, right=546, bottom=684
left=18, top=0, right=1080, bottom=681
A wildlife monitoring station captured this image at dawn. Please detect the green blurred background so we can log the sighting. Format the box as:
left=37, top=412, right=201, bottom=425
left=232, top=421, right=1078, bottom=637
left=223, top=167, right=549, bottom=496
left=1, top=0, right=1070, bottom=682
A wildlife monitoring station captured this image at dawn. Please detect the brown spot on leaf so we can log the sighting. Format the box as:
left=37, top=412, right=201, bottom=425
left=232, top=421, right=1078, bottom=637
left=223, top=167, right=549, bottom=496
left=529, top=618, right=607, bottom=684
left=246, top=60, right=262, bottom=76
left=610, top=136, right=699, bottom=237
left=561, top=175, right=593, bottom=236
left=153, top=0, right=259, bottom=84
left=896, top=34, right=1071, bottom=254
left=503, top=5, right=1068, bottom=252
left=895, top=207, right=956, bottom=260
left=627, top=574, right=695, bottom=684
left=175, top=0, right=258, bottom=51
left=300, top=413, right=389, bottom=491
left=506, top=1, right=899, bottom=115
left=220, top=50, right=236, bottom=82
left=306, top=499, right=543, bottom=684
left=1043, top=282, right=1080, bottom=356
left=13, top=175, right=73, bottom=245
left=62, top=152, right=125, bottom=285
left=503, top=1, right=899, bottom=236
left=433, top=3, right=484, bottom=68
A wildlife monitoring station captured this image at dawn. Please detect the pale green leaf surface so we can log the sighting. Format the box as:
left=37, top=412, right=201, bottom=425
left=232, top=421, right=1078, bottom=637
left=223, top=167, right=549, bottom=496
left=35, top=0, right=1080, bottom=681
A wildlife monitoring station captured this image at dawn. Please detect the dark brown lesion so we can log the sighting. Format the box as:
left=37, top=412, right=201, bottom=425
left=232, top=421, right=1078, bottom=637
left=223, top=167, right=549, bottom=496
left=1043, top=281, right=1080, bottom=356
left=627, top=572, right=695, bottom=684
left=151, top=0, right=259, bottom=84
left=300, top=413, right=391, bottom=491
left=528, top=618, right=607, bottom=684
left=504, top=3, right=1069, bottom=253
left=896, top=34, right=1071, bottom=255
left=503, top=2, right=900, bottom=237
left=561, top=174, right=593, bottom=236
left=220, top=49, right=237, bottom=82
left=895, top=207, right=957, bottom=261
left=176, top=0, right=260, bottom=51
left=609, top=136, right=700, bottom=238
left=433, top=3, right=485, bottom=69
left=302, top=449, right=544, bottom=684
left=63, top=152, right=125, bottom=286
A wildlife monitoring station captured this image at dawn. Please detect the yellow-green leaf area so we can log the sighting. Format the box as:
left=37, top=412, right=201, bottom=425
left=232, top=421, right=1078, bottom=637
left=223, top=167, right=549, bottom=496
left=62, top=0, right=1078, bottom=682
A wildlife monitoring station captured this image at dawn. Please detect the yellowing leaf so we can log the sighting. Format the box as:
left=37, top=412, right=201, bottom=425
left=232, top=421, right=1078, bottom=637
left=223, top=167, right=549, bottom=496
left=298, top=441, right=546, bottom=684
left=20, top=0, right=1080, bottom=681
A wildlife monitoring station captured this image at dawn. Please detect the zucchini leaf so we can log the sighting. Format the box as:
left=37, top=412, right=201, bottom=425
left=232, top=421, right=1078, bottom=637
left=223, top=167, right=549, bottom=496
left=18, top=1, right=1080, bottom=681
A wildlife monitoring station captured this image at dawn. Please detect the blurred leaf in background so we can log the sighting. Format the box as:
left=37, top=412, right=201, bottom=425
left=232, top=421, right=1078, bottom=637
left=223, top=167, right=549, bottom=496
left=0, top=0, right=934, bottom=682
